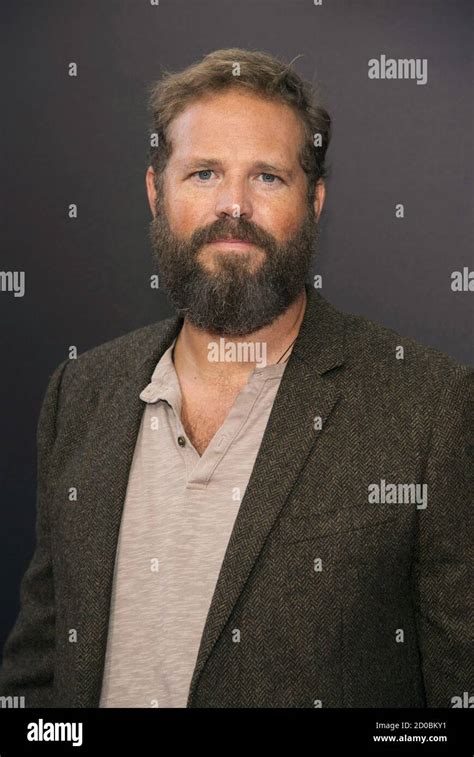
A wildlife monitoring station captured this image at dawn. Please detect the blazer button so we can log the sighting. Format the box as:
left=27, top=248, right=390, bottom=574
left=177, top=436, right=186, bottom=447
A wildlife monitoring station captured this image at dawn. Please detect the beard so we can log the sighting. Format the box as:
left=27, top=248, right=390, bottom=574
left=149, top=194, right=319, bottom=337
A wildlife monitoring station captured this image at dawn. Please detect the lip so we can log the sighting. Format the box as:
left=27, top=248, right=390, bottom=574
left=209, top=239, right=254, bottom=245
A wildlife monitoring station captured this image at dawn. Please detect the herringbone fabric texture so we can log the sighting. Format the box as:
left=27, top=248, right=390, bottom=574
left=0, top=284, right=472, bottom=708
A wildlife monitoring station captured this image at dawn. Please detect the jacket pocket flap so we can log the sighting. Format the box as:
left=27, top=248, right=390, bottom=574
left=278, top=504, right=398, bottom=542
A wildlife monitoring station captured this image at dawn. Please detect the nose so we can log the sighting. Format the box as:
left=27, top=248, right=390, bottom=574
left=214, top=176, right=253, bottom=220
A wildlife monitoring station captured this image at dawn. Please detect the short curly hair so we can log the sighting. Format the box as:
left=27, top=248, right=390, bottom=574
left=147, top=48, right=331, bottom=203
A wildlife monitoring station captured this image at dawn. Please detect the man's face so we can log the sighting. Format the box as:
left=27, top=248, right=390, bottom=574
left=147, top=88, right=324, bottom=336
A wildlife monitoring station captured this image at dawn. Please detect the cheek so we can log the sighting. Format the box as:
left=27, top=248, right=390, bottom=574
left=164, top=198, right=197, bottom=235
left=164, top=183, right=213, bottom=234
left=260, top=205, right=305, bottom=241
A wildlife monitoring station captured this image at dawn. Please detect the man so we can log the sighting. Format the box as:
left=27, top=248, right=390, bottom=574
left=0, top=48, right=472, bottom=709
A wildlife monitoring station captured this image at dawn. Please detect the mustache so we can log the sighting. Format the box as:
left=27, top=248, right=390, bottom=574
left=188, top=217, right=277, bottom=251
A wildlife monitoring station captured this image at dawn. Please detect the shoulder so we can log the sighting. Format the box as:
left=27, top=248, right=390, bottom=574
left=339, top=301, right=471, bottom=387
left=50, top=315, right=179, bottom=396
left=318, top=298, right=472, bottom=437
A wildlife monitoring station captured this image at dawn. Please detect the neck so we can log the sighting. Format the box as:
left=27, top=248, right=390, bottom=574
left=173, top=286, right=307, bottom=390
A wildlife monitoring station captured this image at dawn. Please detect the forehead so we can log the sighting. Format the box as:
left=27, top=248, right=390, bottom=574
left=166, top=89, right=306, bottom=165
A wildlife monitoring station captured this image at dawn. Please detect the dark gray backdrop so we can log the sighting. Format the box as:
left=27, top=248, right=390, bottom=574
left=1, top=0, right=472, bottom=650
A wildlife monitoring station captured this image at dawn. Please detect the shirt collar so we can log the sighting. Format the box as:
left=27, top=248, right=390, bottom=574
left=139, top=335, right=289, bottom=408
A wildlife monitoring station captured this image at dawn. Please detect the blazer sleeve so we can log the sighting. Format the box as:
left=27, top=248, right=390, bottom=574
left=412, top=364, right=474, bottom=707
left=0, top=358, right=69, bottom=707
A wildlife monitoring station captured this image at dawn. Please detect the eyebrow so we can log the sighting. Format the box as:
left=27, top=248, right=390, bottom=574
left=182, top=158, right=293, bottom=178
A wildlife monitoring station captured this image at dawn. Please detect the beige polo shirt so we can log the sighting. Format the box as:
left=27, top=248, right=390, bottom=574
left=99, top=335, right=290, bottom=707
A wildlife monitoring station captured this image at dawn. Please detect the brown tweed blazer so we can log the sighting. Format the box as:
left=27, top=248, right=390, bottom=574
left=0, top=284, right=472, bottom=708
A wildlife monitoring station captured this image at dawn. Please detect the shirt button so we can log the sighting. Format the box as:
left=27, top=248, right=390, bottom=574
left=177, top=436, right=186, bottom=447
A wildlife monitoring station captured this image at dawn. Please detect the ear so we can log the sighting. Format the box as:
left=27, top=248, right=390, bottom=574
left=145, top=166, right=158, bottom=217
left=313, top=180, right=326, bottom=222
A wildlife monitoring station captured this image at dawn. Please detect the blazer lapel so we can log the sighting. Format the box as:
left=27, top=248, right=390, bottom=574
left=186, top=284, right=346, bottom=706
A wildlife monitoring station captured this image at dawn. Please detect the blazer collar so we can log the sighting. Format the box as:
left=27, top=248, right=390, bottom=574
left=293, top=283, right=345, bottom=376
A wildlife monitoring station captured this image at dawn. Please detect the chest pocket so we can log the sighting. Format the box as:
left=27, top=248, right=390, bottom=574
left=278, top=503, right=399, bottom=543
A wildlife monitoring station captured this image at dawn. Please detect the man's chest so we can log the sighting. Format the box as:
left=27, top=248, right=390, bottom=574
left=179, top=383, right=244, bottom=457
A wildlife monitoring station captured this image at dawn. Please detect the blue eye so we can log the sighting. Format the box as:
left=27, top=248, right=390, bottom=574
left=260, top=173, right=281, bottom=184
left=194, top=170, right=214, bottom=180
left=191, top=170, right=282, bottom=184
